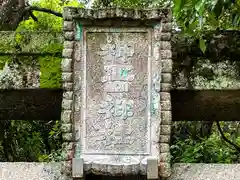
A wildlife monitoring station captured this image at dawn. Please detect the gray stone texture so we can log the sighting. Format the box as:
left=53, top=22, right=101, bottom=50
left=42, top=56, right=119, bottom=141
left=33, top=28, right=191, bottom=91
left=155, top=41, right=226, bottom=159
left=61, top=58, right=72, bottom=72
left=1, top=163, right=239, bottom=180
left=63, top=31, right=75, bottom=41
left=169, top=163, right=240, bottom=180
left=62, top=82, right=73, bottom=91
left=61, top=7, right=172, bottom=179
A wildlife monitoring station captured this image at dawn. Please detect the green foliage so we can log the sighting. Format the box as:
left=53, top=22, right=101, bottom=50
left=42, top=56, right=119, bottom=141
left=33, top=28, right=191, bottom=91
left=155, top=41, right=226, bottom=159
left=0, top=0, right=84, bottom=162
left=39, top=56, right=62, bottom=88
left=17, top=0, right=83, bottom=32
left=173, top=0, right=240, bottom=52
left=171, top=121, right=240, bottom=163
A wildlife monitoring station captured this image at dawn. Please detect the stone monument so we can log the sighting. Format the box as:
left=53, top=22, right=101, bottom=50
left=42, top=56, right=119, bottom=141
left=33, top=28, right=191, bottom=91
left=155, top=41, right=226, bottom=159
left=61, top=8, right=172, bottom=179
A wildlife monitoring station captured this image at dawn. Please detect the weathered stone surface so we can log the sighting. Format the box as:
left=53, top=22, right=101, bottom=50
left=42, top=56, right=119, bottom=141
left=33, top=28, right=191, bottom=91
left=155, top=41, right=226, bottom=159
left=61, top=160, right=72, bottom=175
left=159, top=135, right=171, bottom=143
left=160, top=143, right=170, bottom=153
left=161, top=111, right=172, bottom=125
left=62, top=99, right=73, bottom=110
left=62, top=133, right=73, bottom=141
left=161, top=125, right=171, bottom=135
left=161, top=33, right=171, bottom=41
left=159, top=162, right=171, bottom=177
left=62, top=49, right=73, bottom=58
left=63, top=7, right=75, bottom=20
left=161, top=41, right=171, bottom=50
left=61, top=7, right=172, bottom=178
left=63, top=91, right=73, bottom=100
left=63, top=41, right=74, bottom=49
left=161, top=83, right=172, bottom=92
left=63, top=21, right=74, bottom=31
left=162, top=23, right=172, bottom=32
left=0, top=162, right=62, bottom=180
left=62, top=58, right=72, bottom=72
left=162, top=59, right=172, bottom=73
left=161, top=50, right=172, bottom=59
left=61, top=110, right=72, bottom=123
left=64, top=31, right=75, bottom=41
left=62, top=72, right=73, bottom=82
left=61, top=123, right=72, bottom=133
left=161, top=100, right=171, bottom=111
left=71, top=8, right=170, bottom=21
left=162, top=73, right=172, bottom=83
left=159, top=152, right=171, bottom=162
left=62, top=82, right=73, bottom=90
left=160, top=92, right=171, bottom=101
left=170, top=163, right=240, bottom=180
left=62, top=142, right=74, bottom=150
left=0, top=163, right=239, bottom=180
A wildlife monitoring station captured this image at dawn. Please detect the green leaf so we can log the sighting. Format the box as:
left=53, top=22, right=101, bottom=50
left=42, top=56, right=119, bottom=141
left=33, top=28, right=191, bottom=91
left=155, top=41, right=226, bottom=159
left=199, top=37, right=206, bottom=53
left=195, top=0, right=206, bottom=16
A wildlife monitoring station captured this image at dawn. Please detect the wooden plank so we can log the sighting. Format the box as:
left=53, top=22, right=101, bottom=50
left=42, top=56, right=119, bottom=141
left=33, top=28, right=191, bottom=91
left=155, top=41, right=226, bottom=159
left=171, top=89, right=240, bottom=121
left=0, top=89, right=62, bottom=120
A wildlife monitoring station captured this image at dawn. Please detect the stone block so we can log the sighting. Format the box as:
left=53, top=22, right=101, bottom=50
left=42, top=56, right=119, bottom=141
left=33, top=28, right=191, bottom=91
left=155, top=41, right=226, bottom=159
left=72, top=158, right=84, bottom=178
left=61, top=110, right=72, bottom=123
left=162, top=59, right=172, bottom=73
left=61, top=58, right=72, bottom=72
left=64, top=41, right=74, bottom=49
left=62, top=133, right=73, bottom=141
left=160, top=143, right=170, bottom=153
left=63, top=91, right=73, bottom=100
left=161, top=41, right=171, bottom=50
left=161, top=125, right=171, bottom=135
left=62, top=82, right=73, bottom=91
left=62, top=72, right=73, bottom=82
left=147, top=157, right=158, bottom=179
left=159, top=152, right=171, bottom=163
left=159, top=162, right=171, bottom=178
left=161, top=100, right=171, bottom=111
left=160, top=33, right=171, bottom=41
left=160, top=92, right=170, bottom=101
left=62, top=99, right=73, bottom=110
left=62, top=49, right=73, bottom=58
left=161, top=83, right=172, bottom=92
left=162, top=23, right=172, bottom=32
left=161, top=111, right=172, bottom=125
left=64, top=31, right=74, bottom=41
left=161, top=73, right=172, bottom=83
left=61, top=160, right=72, bottom=176
left=159, top=135, right=170, bottom=143
left=63, top=21, right=74, bottom=31
left=161, top=50, right=172, bottom=59
left=62, top=142, right=74, bottom=150
left=61, top=123, right=72, bottom=133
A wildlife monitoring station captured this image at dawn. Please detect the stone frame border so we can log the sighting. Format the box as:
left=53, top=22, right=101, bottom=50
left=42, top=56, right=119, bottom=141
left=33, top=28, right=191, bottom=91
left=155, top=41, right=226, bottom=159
left=61, top=7, right=172, bottom=179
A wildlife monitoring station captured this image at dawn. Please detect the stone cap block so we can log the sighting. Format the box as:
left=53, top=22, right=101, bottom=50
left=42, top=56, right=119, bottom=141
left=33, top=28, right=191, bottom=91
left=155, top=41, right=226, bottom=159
left=63, top=7, right=171, bottom=22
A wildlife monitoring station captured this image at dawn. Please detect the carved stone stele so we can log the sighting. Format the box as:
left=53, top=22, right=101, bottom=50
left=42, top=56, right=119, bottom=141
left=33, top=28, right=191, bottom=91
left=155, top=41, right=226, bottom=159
left=61, top=8, right=172, bottom=178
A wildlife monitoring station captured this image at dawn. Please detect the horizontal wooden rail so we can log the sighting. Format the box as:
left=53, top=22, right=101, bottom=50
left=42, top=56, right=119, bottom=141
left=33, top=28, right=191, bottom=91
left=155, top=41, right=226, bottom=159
left=0, top=89, right=62, bottom=120
left=171, top=89, right=240, bottom=121
left=0, top=89, right=239, bottom=121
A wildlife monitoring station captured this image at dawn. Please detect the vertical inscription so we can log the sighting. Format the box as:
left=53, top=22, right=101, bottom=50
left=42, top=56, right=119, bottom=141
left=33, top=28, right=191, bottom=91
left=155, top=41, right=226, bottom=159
left=97, top=33, right=135, bottom=146
left=86, top=32, right=149, bottom=154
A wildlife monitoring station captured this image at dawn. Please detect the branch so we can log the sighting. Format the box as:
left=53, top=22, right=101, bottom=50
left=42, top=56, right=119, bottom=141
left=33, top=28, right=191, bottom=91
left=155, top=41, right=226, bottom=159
left=216, top=121, right=240, bottom=152
left=25, top=6, right=62, bottom=17
left=29, top=10, right=38, bottom=21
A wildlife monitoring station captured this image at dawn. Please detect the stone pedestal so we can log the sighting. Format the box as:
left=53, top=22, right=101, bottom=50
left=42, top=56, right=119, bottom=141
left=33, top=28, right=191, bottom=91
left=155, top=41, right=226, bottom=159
left=61, top=8, right=172, bottom=179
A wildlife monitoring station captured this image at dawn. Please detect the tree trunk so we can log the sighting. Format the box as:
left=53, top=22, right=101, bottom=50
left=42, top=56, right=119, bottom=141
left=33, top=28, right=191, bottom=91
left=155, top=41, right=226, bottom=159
left=0, top=0, right=26, bottom=30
